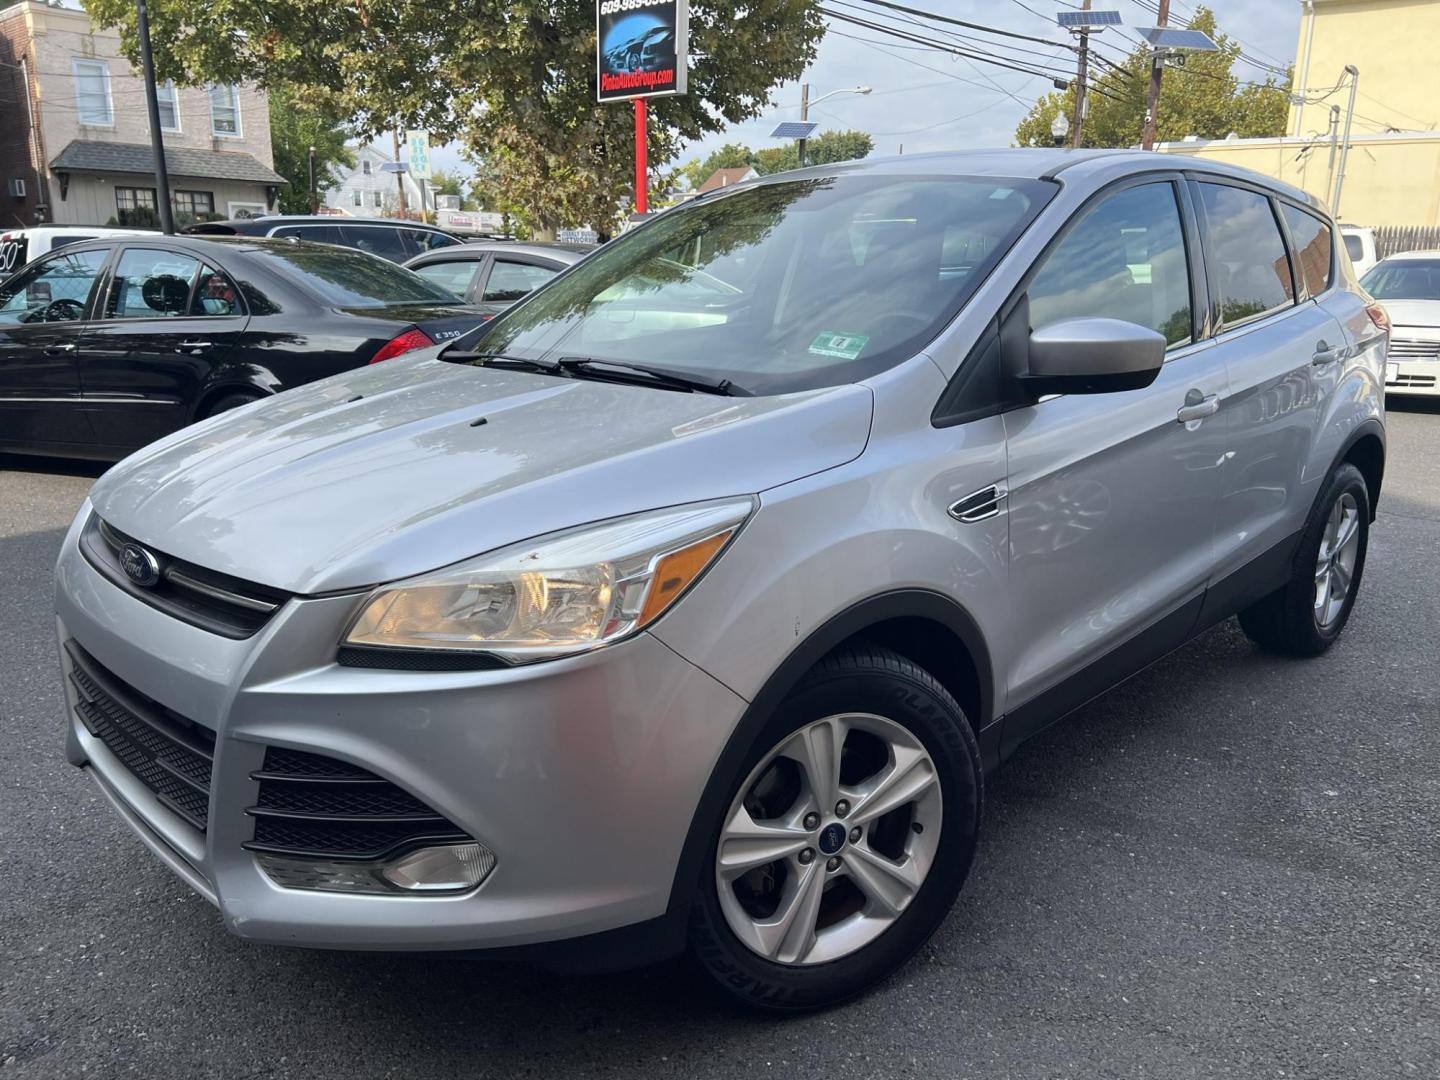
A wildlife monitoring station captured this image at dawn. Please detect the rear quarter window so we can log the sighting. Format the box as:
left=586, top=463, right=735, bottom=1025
left=1280, top=204, right=1333, bottom=299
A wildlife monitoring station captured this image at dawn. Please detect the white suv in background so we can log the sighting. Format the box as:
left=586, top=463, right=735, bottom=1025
left=0, top=226, right=154, bottom=281
left=1361, top=250, right=1440, bottom=397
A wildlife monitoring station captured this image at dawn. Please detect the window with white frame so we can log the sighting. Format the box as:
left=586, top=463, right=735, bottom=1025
left=73, top=59, right=113, bottom=126
left=352, top=190, right=362, bottom=207
left=156, top=82, right=180, bottom=132
left=208, top=84, right=241, bottom=136
left=362, top=161, right=372, bottom=175
left=372, top=190, right=383, bottom=208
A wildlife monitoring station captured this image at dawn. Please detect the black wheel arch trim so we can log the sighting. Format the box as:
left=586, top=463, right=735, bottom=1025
left=190, top=378, right=275, bottom=421
left=663, top=588, right=995, bottom=925
left=1330, top=416, right=1386, bottom=519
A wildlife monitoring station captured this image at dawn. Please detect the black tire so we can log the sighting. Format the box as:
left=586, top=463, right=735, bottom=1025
left=689, top=644, right=982, bottom=1013
left=1238, top=462, right=1370, bottom=657
left=201, top=392, right=261, bottom=418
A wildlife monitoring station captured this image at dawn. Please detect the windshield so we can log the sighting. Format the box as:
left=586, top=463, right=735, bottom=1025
left=246, top=243, right=463, bottom=307
left=450, top=174, right=1053, bottom=394
left=1361, top=260, right=1440, bottom=301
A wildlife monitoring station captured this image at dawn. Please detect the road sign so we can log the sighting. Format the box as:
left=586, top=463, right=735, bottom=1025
left=406, top=130, right=432, bottom=180
left=597, top=0, right=689, bottom=102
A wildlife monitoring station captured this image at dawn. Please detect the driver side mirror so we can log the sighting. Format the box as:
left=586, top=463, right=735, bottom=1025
left=1019, top=317, right=1166, bottom=397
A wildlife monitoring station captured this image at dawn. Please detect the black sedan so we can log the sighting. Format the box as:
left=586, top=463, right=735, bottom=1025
left=403, top=241, right=591, bottom=318
left=0, top=234, right=485, bottom=461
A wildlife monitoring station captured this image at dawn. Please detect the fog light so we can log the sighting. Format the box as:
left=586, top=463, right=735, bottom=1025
left=255, top=842, right=496, bottom=895
left=382, top=843, right=496, bottom=892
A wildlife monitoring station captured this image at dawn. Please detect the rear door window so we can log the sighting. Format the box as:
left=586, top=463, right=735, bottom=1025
left=1197, top=183, right=1296, bottom=329
left=408, top=229, right=459, bottom=253
left=104, top=249, right=202, bottom=319
left=1028, top=181, right=1193, bottom=348
left=271, top=225, right=344, bottom=245
left=340, top=225, right=415, bottom=262
left=482, top=259, right=559, bottom=302
left=1280, top=204, right=1333, bottom=300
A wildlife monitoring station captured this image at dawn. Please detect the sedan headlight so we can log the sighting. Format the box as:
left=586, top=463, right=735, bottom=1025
left=343, top=497, right=755, bottom=660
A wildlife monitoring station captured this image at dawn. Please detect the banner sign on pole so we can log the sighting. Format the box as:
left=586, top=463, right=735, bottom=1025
left=406, top=130, right=432, bottom=180
left=596, top=0, right=689, bottom=102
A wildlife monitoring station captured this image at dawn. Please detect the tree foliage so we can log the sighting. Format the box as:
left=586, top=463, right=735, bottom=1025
left=84, top=0, right=826, bottom=238
left=266, top=84, right=355, bottom=214
left=1014, top=7, right=1290, bottom=149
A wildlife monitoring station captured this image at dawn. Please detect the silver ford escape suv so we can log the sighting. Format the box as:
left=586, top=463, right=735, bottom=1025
left=56, top=150, right=1388, bottom=1012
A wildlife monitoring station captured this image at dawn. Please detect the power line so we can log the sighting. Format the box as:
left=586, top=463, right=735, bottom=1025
left=853, top=0, right=1078, bottom=51
left=827, top=28, right=1042, bottom=108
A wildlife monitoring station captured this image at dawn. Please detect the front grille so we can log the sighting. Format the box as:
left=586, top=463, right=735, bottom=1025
left=244, top=747, right=470, bottom=861
left=66, top=641, right=215, bottom=831
left=79, top=512, right=291, bottom=639
left=1389, top=338, right=1440, bottom=360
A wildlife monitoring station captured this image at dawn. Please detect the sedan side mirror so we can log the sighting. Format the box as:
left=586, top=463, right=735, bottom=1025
left=1021, top=317, right=1166, bottom=397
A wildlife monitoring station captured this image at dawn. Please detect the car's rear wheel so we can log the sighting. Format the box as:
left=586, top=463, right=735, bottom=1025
left=1238, top=462, right=1370, bottom=656
left=689, top=645, right=981, bottom=1012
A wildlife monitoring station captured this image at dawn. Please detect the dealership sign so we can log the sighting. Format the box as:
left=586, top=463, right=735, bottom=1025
left=596, top=0, right=688, bottom=102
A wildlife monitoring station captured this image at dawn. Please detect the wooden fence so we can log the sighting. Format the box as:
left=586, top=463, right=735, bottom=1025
left=1370, top=225, right=1440, bottom=259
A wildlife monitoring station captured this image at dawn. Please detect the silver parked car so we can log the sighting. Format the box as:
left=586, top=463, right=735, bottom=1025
left=56, top=150, right=1388, bottom=1011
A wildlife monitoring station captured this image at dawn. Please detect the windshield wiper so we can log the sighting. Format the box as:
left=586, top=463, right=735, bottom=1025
left=444, top=351, right=566, bottom=375
left=558, top=357, right=752, bottom=397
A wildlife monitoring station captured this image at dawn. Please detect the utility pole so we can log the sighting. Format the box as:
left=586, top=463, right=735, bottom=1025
left=308, top=145, right=317, bottom=214
left=798, top=83, right=810, bottom=168
left=391, top=131, right=409, bottom=217
left=1070, top=0, right=1091, bottom=149
left=1324, top=104, right=1341, bottom=195
left=1331, top=66, right=1359, bottom=218
left=135, top=0, right=174, bottom=233
left=1141, top=0, right=1171, bottom=151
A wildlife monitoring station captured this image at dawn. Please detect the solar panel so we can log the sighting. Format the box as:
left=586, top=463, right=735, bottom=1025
left=1057, top=10, right=1122, bottom=28
left=1138, top=26, right=1219, bottom=50
left=771, top=121, right=819, bottom=139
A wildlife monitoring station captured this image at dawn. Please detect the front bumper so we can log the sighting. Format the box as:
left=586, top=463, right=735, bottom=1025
left=57, top=502, right=747, bottom=950
left=1384, top=359, right=1440, bottom=396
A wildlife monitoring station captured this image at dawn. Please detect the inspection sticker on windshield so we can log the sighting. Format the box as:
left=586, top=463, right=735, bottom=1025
left=809, top=332, right=870, bottom=360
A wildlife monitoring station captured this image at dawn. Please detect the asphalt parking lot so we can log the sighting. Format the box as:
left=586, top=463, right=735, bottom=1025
left=2, top=402, right=1437, bottom=1080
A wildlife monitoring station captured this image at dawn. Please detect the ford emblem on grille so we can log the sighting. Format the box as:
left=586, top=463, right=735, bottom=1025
left=118, top=543, right=162, bottom=587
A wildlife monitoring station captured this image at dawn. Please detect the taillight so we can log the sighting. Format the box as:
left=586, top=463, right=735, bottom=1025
left=1366, top=302, right=1390, bottom=333
left=369, top=327, right=434, bottom=364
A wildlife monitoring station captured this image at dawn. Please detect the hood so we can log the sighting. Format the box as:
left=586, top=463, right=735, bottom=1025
left=88, top=355, right=873, bottom=594
left=1376, top=299, right=1440, bottom=333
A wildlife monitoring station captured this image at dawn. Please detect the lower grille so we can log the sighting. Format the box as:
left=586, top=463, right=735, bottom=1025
left=244, top=747, right=470, bottom=861
left=66, top=641, right=215, bottom=831
left=1389, top=338, right=1440, bottom=360
left=1388, top=372, right=1437, bottom=388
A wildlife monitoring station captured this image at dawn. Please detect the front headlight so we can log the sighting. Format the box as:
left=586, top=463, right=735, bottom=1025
left=343, top=497, right=755, bottom=661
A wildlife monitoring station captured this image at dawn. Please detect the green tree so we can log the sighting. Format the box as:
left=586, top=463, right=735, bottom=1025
left=266, top=84, right=355, bottom=214
left=1014, top=7, right=1289, bottom=149
left=752, top=128, right=873, bottom=174
left=84, top=0, right=825, bottom=239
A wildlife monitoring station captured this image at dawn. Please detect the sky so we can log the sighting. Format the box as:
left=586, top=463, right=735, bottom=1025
left=426, top=0, right=1300, bottom=178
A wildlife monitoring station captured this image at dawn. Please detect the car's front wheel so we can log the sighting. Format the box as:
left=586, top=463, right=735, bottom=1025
left=689, top=645, right=982, bottom=1012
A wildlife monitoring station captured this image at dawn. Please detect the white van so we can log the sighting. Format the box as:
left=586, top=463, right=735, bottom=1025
left=0, top=225, right=154, bottom=281
left=1340, top=225, right=1378, bottom=278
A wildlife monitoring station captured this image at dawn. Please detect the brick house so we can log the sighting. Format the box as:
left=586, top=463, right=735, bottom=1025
left=0, top=0, right=285, bottom=229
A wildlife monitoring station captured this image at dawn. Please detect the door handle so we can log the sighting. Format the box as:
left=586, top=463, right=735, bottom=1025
left=1312, top=340, right=1344, bottom=366
left=175, top=340, right=213, bottom=352
left=949, top=484, right=1008, bottom=523
left=1176, top=391, right=1220, bottom=424
left=44, top=343, right=77, bottom=354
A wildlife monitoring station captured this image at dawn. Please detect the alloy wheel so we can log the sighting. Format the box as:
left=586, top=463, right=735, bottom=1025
left=714, top=712, right=943, bottom=966
left=1314, top=491, right=1361, bottom=628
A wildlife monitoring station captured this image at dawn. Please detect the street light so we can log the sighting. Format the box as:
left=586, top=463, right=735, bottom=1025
left=1051, top=113, right=1070, bottom=147
left=798, top=84, right=872, bottom=166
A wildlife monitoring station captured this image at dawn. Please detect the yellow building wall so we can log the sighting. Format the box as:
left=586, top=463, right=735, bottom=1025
left=1290, top=0, right=1440, bottom=139
left=1157, top=136, right=1440, bottom=226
